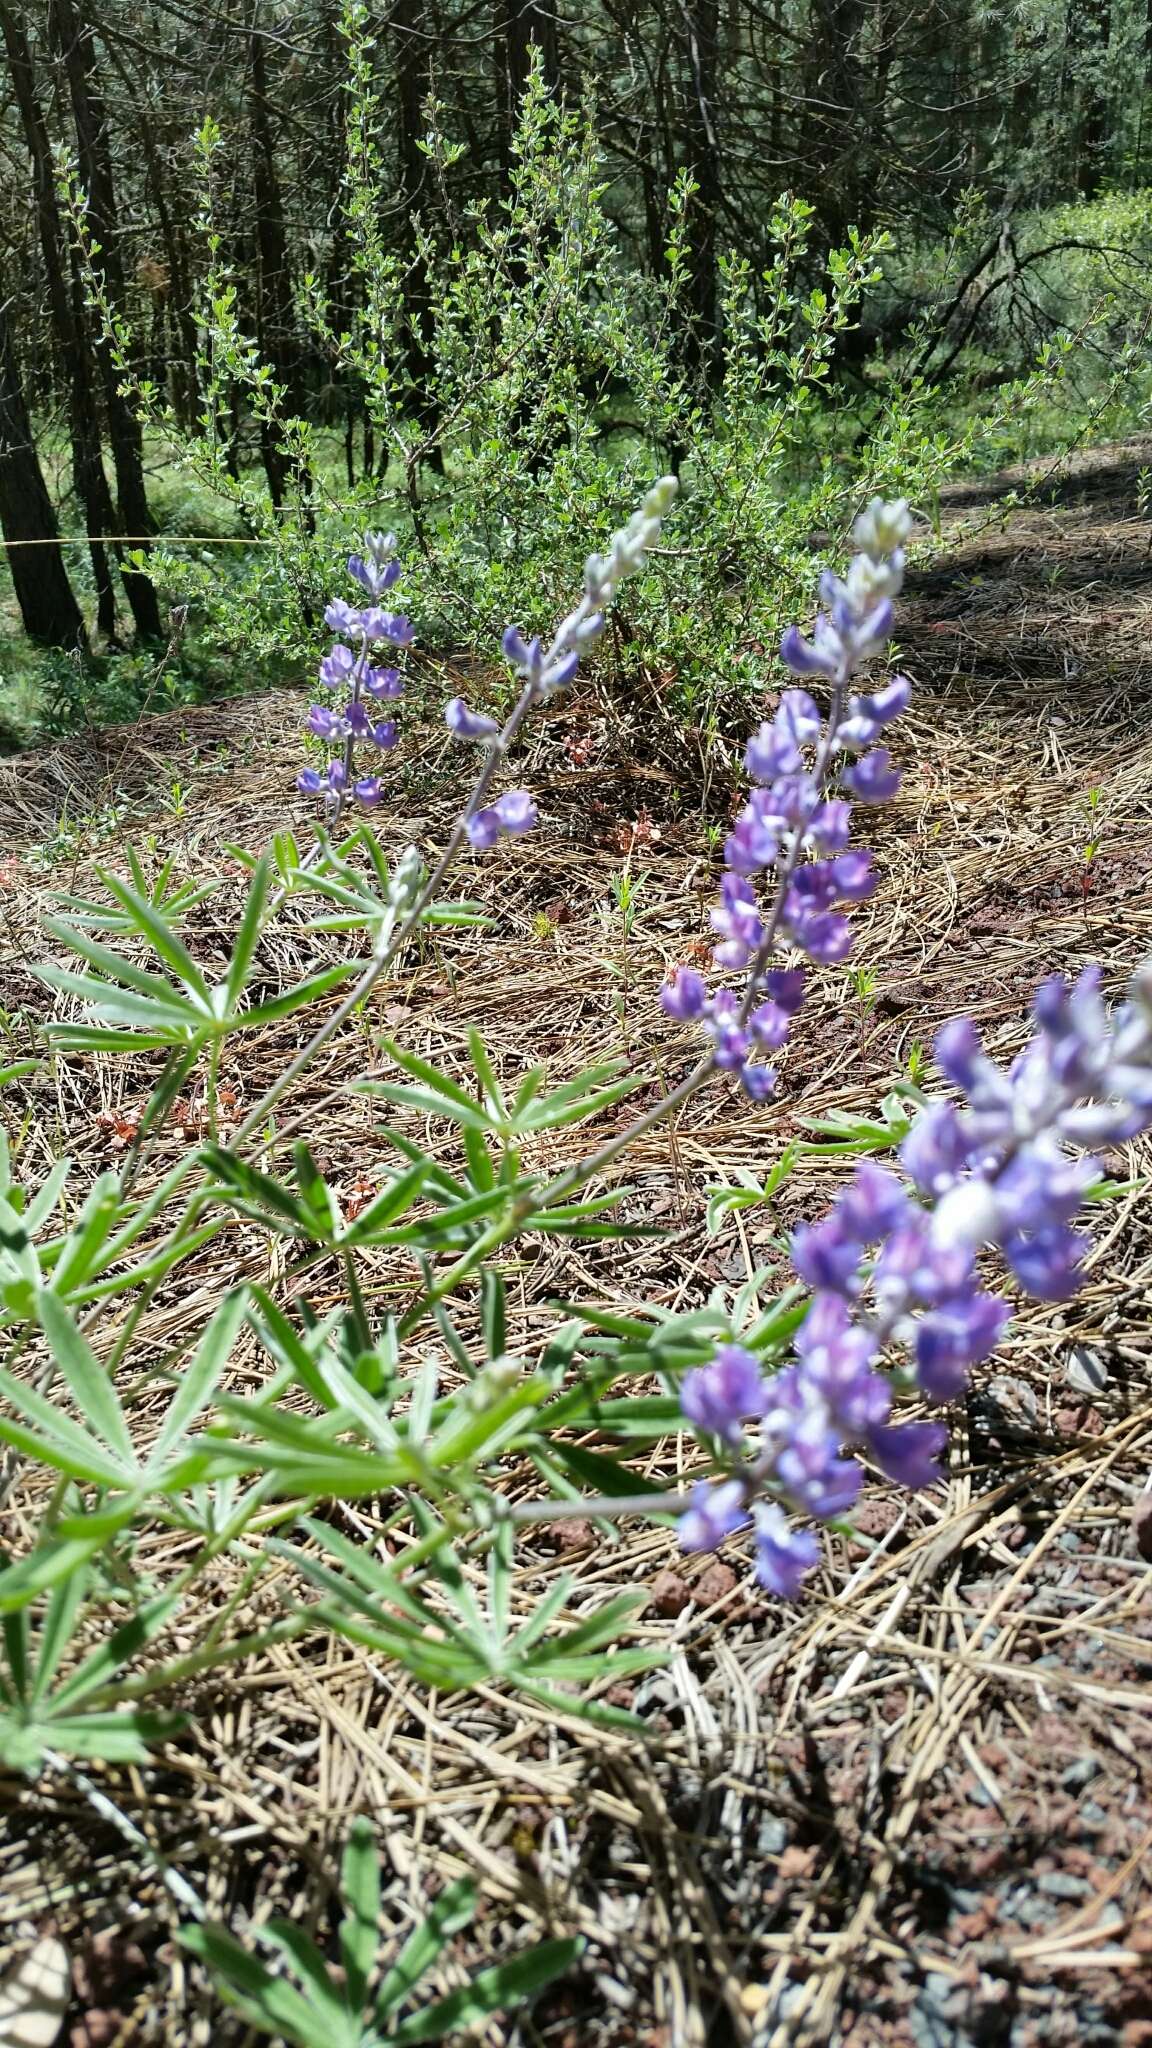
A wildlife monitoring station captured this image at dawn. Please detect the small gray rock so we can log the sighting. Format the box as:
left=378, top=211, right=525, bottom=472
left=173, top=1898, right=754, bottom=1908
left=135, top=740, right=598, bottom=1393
left=922, top=1973, right=958, bottom=2011
left=1066, top=1345, right=1108, bottom=1395
left=1038, top=1871, right=1092, bottom=1900
left=757, top=1817, right=788, bottom=1856
left=1017, top=1895, right=1056, bottom=1927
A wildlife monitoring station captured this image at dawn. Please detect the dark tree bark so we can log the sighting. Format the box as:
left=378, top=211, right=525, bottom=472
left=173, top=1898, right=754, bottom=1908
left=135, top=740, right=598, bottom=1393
left=0, top=0, right=118, bottom=640
left=1074, top=0, right=1114, bottom=193
left=493, top=0, right=558, bottom=179
left=0, top=293, right=87, bottom=650
left=47, top=0, right=163, bottom=637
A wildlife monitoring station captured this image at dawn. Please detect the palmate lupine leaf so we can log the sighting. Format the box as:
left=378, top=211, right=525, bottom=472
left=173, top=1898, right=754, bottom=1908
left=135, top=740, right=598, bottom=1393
left=55, top=841, right=219, bottom=934
left=274, top=1516, right=658, bottom=1719
left=0, top=1568, right=185, bottom=1770
left=388, top=1937, right=583, bottom=2045
left=360, top=1037, right=645, bottom=1145
left=35, top=867, right=371, bottom=1054
left=202, top=1143, right=526, bottom=1251
left=181, top=1822, right=580, bottom=2048
left=0, top=1289, right=244, bottom=1496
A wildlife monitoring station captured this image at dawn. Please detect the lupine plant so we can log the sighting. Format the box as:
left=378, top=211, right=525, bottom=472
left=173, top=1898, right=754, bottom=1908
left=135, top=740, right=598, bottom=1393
left=297, top=532, right=412, bottom=817
left=3, top=475, right=1151, bottom=2024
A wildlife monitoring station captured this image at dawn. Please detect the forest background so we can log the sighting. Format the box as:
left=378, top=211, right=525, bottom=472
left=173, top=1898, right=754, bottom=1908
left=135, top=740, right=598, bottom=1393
left=0, top=0, right=1151, bottom=747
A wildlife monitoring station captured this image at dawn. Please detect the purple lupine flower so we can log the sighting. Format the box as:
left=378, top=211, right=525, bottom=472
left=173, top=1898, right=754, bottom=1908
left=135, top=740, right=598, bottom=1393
left=748, top=1001, right=791, bottom=1050
left=780, top=623, right=840, bottom=680
left=775, top=1411, right=863, bottom=1519
left=863, top=675, right=912, bottom=725
left=746, top=720, right=800, bottom=783
left=661, top=968, right=709, bottom=1020
left=873, top=1217, right=976, bottom=1313
left=702, top=990, right=751, bottom=1069
left=654, top=497, right=912, bottom=1084
left=462, top=792, right=537, bottom=848
left=319, top=644, right=356, bottom=689
left=994, top=1145, right=1097, bottom=1233
left=1002, top=1225, right=1090, bottom=1301
left=359, top=608, right=414, bottom=646
left=446, top=698, right=500, bottom=742
left=777, top=688, right=823, bottom=747
left=830, top=851, right=875, bottom=900
left=753, top=1505, right=820, bottom=1597
left=493, top=790, right=537, bottom=835
left=348, top=534, right=402, bottom=599
left=767, top=967, right=806, bottom=1012
left=845, top=748, right=901, bottom=803
left=759, top=772, right=820, bottom=833
left=725, top=808, right=779, bottom=878
left=303, top=537, right=411, bottom=810
left=866, top=1421, right=948, bottom=1489
left=711, top=873, right=765, bottom=970
left=791, top=1215, right=865, bottom=1297
left=782, top=878, right=853, bottom=964
left=502, top=626, right=542, bottom=673
left=681, top=1344, right=767, bottom=1444
left=307, top=705, right=346, bottom=741
left=465, top=807, right=502, bottom=851
left=900, top=1102, right=974, bottom=1197
left=809, top=799, right=852, bottom=853
left=679, top=1479, right=750, bottom=1553
left=364, top=666, right=404, bottom=700
left=914, top=1293, right=1011, bottom=1401
left=836, top=1161, right=911, bottom=1242
left=794, top=1295, right=889, bottom=1437
left=739, top=1062, right=777, bottom=1101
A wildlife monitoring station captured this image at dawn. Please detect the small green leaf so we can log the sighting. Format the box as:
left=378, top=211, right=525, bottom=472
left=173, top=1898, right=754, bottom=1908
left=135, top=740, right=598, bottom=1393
left=390, top=1936, right=583, bottom=2042
left=374, top=1879, right=477, bottom=2021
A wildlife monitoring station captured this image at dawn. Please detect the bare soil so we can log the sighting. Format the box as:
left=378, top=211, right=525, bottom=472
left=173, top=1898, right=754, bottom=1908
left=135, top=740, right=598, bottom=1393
left=1, top=439, right=1151, bottom=2047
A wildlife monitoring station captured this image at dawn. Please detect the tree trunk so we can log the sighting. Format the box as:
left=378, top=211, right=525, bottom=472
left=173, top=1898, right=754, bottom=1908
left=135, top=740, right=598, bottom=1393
left=493, top=0, right=558, bottom=179
left=0, top=293, right=87, bottom=650
left=47, top=0, right=163, bottom=638
left=0, top=0, right=119, bottom=640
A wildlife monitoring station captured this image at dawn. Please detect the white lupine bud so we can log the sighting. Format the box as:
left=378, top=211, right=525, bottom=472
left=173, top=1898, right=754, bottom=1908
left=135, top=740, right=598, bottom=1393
left=389, top=845, right=424, bottom=906
left=930, top=1179, right=1001, bottom=1251
left=644, top=474, right=679, bottom=518
left=464, top=1353, right=524, bottom=1410
left=853, top=497, right=912, bottom=560
left=845, top=551, right=904, bottom=612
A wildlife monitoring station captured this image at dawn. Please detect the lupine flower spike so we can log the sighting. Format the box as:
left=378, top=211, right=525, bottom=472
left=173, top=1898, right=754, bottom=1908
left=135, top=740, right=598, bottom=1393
left=443, top=478, right=679, bottom=851
left=667, top=504, right=1152, bottom=1600
left=660, top=496, right=914, bottom=1103
left=298, top=530, right=410, bottom=817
